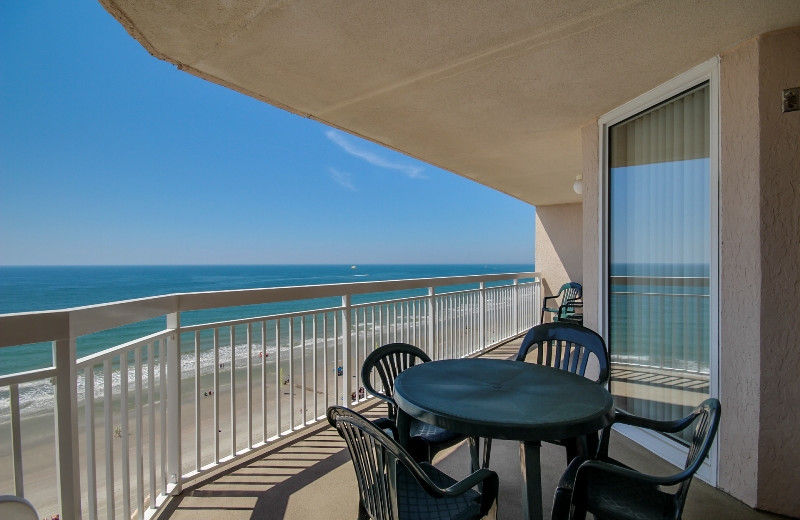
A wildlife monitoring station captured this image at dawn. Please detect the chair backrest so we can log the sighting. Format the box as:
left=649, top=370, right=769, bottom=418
left=327, top=406, right=444, bottom=520
left=361, top=343, right=431, bottom=420
left=515, top=322, right=609, bottom=385
left=559, top=282, right=582, bottom=304
left=0, top=495, right=39, bottom=520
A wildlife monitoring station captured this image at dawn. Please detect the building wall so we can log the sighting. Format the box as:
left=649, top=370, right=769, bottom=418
left=581, top=123, right=600, bottom=332
left=719, top=27, right=800, bottom=516
left=534, top=203, right=583, bottom=311
left=753, top=27, right=800, bottom=515
left=718, top=33, right=762, bottom=508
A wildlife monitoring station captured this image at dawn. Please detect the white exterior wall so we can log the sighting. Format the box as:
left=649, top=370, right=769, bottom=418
left=534, top=203, right=583, bottom=308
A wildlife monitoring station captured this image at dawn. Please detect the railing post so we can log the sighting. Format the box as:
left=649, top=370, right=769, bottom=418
left=53, top=338, right=81, bottom=520
left=479, top=282, right=486, bottom=350
left=513, top=279, right=519, bottom=334
left=427, top=287, right=436, bottom=359
left=342, top=295, right=353, bottom=404
left=536, top=276, right=543, bottom=325
left=166, top=312, right=182, bottom=495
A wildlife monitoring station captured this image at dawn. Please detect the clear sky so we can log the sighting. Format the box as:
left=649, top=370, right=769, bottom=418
left=0, top=2, right=535, bottom=266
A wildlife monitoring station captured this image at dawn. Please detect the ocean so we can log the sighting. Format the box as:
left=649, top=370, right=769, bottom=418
left=0, top=264, right=533, bottom=375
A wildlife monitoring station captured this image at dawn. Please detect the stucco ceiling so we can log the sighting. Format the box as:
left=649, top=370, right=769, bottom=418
left=99, top=0, right=800, bottom=206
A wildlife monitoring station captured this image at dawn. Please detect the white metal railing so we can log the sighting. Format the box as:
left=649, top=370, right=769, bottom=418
left=0, top=272, right=540, bottom=519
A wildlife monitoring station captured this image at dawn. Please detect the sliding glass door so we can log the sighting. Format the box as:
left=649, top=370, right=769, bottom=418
left=606, top=79, right=716, bottom=449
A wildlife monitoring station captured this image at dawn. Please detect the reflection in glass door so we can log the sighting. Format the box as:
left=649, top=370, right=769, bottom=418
left=608, top=82, right=711, bottom=442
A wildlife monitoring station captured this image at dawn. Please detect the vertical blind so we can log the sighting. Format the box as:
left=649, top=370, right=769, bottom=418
left=608, top=83, right=711, bottom=436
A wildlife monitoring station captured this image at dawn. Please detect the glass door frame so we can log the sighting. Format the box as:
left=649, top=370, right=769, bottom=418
left=597, top=57, right=720, bottom=485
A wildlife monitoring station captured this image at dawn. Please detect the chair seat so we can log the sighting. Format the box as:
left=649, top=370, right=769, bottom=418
left=583, top=471, right=678, bottom=520
left=397, top=463, right=483, bottom=520
left=410, top=419, right=464, bottom=445
left=555, top=456, right=678, bottom=520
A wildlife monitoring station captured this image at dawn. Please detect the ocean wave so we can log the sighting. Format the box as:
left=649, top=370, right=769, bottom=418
left=0, top=338, right=331, bottom=423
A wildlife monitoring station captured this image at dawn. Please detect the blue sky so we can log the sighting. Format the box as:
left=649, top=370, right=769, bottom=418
left=0, top=2, right=535, bottom=266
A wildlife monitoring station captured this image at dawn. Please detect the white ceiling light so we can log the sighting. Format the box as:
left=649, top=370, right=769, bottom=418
left=573, top=175, right=584, bottom=195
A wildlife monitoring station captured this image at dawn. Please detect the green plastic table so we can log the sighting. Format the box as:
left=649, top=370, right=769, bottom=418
left=393, top=358, right=614, bottom=520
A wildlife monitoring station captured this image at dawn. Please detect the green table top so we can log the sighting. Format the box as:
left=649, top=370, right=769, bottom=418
left=393, top=358, right=614, bottom=441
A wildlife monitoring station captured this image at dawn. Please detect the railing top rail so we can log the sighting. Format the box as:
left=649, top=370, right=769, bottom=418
left=0, top=272, right=539, bottom=348
left=179, top=304, right=344, bottom=332
left=0, top=366, right=58, bottom=387
left=75, top=329, right=173, bottom=369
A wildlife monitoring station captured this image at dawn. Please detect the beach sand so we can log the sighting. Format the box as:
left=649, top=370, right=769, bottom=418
left=0, top=341, right=371, bottom=519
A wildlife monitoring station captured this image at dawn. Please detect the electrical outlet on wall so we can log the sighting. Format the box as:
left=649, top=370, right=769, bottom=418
left=783, top=87, right=799, bottom=113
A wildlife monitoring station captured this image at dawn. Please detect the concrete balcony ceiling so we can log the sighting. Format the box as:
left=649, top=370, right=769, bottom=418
left=99, top=0, right=800, bottom=206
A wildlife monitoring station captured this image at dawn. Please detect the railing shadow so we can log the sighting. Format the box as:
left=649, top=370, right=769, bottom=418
left=156, top=406, right=390, bottom=520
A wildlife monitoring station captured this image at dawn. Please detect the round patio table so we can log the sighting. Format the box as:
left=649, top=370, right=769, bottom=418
left=393, top=358, right=614, bottom=520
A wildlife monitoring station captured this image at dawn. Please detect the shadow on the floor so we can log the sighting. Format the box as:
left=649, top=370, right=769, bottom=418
left=158, top=423, right=355, bottom=520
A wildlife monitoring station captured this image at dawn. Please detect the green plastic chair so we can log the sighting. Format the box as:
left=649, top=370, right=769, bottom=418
left=541, top=282, right=583, bottom=324
left=472, top=323, right=610, bottom=471
left=327, top=406, right=499, bottom=520
left=551, top=398, right=721, bottom=520
left=361, top=342, right=466, bottom=463
left=516, top=322, right=610, bottom=463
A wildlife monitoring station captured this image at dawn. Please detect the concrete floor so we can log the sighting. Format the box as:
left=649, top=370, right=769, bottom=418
left=155, top=341, right=790, bottom=520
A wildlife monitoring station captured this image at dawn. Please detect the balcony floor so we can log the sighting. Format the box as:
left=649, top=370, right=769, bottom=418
left=156, top=341, right=782, bottom=520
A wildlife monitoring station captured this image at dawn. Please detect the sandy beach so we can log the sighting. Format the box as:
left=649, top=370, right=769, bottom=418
left=0, top=340, right=371, bottom=519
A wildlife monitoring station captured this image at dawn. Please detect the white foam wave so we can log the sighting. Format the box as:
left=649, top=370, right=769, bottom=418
left=0, top=337, right=339, bottom=423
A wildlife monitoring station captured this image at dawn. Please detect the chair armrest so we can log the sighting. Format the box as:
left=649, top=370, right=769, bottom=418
left=441, top=467, right=498, bottom=496
left=613, top=409, right=698, bottom=434
left=360, top=378, right=398, bottom=412
left=412, top=463, right=498, bottom=498
left=558, top=301, right=582, bottom=315
left=417, top=465, right=500, bottom=519
left=597, top=410, right=694, bottom=459
left=543, top=294, right=560, bottom=305
left=576, top=458, right=687, bottom=488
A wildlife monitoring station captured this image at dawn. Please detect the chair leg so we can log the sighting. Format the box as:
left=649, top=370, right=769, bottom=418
left=565, top=438, right=579, bottom=465
left=469, top=436, right=480, bottom=473
left=469, top=437, right=493, bottom=471
left=565, top=434, right=600, bottom=465
left=482, top=438, right=492, bottom=468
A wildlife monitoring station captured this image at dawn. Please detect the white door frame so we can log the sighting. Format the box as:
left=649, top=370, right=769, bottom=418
left=597, top=57, right=720, bottom=485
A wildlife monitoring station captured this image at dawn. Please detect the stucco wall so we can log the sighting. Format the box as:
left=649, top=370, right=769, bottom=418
left=754, top=27, right=800, bottom=515
left=581, top=123, right=600, bottom=332
left=719, top=26, right=800, bottom=516
left=534, top=203, right=583, bottom=307
left=718, top=34, right=762, bottom=507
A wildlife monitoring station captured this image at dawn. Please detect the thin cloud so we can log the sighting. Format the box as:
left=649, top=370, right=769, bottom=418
left=329, top=168, right=357, bottom=191
left=325, top=130, right=426, bottom=179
